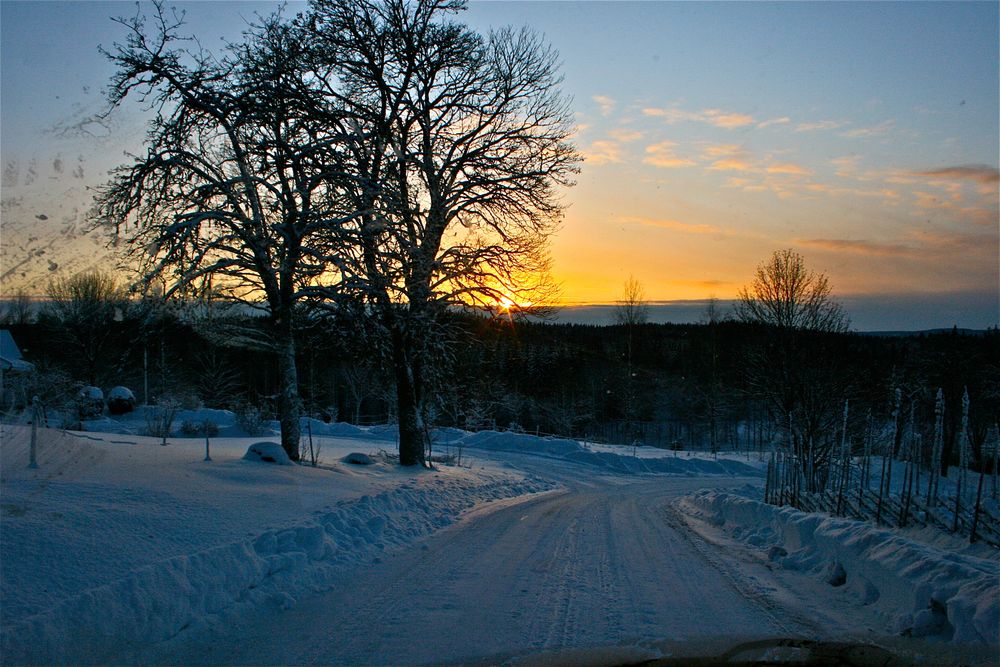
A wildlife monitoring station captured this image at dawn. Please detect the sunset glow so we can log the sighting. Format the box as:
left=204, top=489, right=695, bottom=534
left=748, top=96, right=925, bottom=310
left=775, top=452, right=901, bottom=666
left=1, top=1, right=997, bottom=328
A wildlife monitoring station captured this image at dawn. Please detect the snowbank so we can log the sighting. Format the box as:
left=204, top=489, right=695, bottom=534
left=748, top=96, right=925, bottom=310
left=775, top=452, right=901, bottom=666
left=3, top=473, right=552, bottom=665
left=680, top=491, right=1000, bottom=645
left=0, top=426, right=554, bottom=665
left=458, top=430, right=761, bottom=477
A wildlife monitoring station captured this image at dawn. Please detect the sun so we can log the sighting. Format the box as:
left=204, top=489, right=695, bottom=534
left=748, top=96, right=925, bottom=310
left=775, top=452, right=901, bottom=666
left=498, top=296, right=516, bottom=310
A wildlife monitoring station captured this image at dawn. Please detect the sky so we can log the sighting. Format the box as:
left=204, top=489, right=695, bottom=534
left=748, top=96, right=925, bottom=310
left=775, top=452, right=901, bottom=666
left=1, top=1, right=998, bottom=330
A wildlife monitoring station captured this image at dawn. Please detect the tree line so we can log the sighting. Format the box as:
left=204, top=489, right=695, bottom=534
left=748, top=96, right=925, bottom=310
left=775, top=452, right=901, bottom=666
left=4, top=267, right=997, bottom=484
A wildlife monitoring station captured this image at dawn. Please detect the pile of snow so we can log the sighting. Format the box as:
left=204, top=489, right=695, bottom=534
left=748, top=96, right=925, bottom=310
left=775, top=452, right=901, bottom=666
left=243, top=441, right=292, bottom=465
left=0, top=425, right=554, bottom=665
left=680, top=490, right=999, bottom=644
left=458, top=430, right=762, bottom=477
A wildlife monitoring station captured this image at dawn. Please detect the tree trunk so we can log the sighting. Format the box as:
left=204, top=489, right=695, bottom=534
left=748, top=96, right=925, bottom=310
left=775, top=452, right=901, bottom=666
left=392, top=326, right=426, bottom=467
left=275, top=315, right=301, bottom=461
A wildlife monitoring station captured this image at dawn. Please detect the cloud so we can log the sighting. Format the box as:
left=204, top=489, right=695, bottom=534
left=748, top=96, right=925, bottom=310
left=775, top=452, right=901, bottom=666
left=830, top=155, right=862, bottom=178
left=794, top=120, right=847, bottom=133
left=642, top=106, right=754, bottom=129
left=700, top=143, right=744, bottom=159
left=840, top=120, right=895, bottom=138
left=766, top=162, right=813, bottom=176
left=757, top=116, right=791, bottom=129
left=620, top=216, right=722, bottom=235
left=911, top=165, right=1000, bottom=184
left=703, top=109, right=755, bottom=128
left=797, top=238, right=916, bottom=257
left=708, top=158, right=754, bottom=172
left=592, top=95, right=616, bottom=117
left=643, top=141, right=695, bottom=168
left=608, top=128, right=643, bottom=143
left=583, top=140, right=623, bottom=165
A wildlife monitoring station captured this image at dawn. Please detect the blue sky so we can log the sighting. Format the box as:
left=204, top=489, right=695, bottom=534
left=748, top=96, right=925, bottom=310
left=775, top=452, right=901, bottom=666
left=1, top=1, right=997, bottom=329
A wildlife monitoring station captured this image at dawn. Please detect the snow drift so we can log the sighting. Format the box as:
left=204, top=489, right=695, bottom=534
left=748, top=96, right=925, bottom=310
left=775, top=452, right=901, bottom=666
left=680, top=490, right=999, bottom=645
left=458, top=429, right=761, bottom=476
left=2, top=470, right=553, bottom=665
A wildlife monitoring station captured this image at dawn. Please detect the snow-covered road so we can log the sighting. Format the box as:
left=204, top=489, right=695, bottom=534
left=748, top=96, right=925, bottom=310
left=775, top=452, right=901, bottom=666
left=152, top=463, right=795, bottom=666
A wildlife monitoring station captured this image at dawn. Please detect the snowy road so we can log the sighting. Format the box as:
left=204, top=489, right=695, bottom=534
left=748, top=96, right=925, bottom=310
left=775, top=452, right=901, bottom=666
left=152, top=462, right=807, bottom=665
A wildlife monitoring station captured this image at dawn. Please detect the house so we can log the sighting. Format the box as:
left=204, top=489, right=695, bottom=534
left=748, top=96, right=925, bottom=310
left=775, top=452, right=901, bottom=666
left=0, top=329, right=34, bottom=397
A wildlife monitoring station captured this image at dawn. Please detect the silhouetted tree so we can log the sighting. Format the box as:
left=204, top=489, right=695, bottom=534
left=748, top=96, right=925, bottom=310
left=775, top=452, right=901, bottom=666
left=96, top=4, right=356, bottom=460
left=304, top=0, right=580, bottom=464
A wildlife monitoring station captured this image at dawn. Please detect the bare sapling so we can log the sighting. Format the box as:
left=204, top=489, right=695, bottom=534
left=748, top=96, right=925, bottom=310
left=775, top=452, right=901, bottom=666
left=859, top=411, right=872, bottom=509
left=877, top=388, right=901, bottom=525
left=836, top=400, right=850, bottom=516
left=899, top=401, right=916, bottom=527
left=953, top=388, right=970, bottom=533
left=927, top=389, right=944, bottom=508
left=971, top=436, right=987, bottom=544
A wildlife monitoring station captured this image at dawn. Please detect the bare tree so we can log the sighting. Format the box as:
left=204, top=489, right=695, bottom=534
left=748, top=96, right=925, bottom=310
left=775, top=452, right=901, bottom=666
left=44, top=271, right=135, bottom=386
left=0, top=290, right=36, bottom=326
left=304, top=0, right=580, bottom=465
left=95, top=5, right=356, bottom=460
left=614, top=276, right=647, bottom=447
left=614, top=276, right=649, bottom=328
left=736, top=248, right=848, bottom=333
left=737, top=249, right=852, bottom=484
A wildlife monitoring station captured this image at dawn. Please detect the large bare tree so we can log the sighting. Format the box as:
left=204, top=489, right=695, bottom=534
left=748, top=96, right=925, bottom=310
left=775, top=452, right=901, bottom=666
left=735, top=248, right=848, bottom=333
left=736, top=248, right=852, bottom=489
left=304, top=0, right=580, bottom=465
left=95, top=4, right=355, bottom=460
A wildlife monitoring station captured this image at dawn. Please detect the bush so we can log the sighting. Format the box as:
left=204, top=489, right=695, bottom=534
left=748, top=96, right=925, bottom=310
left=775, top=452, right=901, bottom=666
left=235, top=403, right=266, bottom=437
left=75, top=386, right=104, bottom=420
left=107, top=386, right=136, bottom=415
left=145, top=398, right=180, bottom=438
left=181, top=419, right=219, bottom=437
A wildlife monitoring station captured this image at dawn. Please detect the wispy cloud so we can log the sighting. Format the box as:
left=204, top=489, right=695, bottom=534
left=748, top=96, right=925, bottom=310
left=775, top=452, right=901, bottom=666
left=841, top=120, right=895, bottom=138
left=643, top=106, right=755, bottom=129
left=757, top=116, right=791, bottom=129
left=766, top=162, right=813, bottom=176
left=608, top=128, right=643, bottom=143
left=794, top=120, right=847, bottom=133
left=592, top=95, right=616, bottom=117
left=708, top=158, right=754, bottom=172
left=583, top=140, right=623, bottom=165
left=830, top=155, right=862, bottom=178
left=699, top=143, right=745, bottom=159
left=643, top=141, right=695, bottom=168
left=703, top=109, right=755, bottom=129
left=620, top=215, right=722, bottom=235
left=797, top=238, right=916, bottom=257
left=911, top=165, right=1000, bottom=184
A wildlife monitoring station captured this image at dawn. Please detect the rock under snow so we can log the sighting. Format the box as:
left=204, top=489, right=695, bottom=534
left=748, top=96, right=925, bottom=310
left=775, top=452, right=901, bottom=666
left=243, top=442, right=292, bottom=465
left=342, top=452, right=375, bottom=465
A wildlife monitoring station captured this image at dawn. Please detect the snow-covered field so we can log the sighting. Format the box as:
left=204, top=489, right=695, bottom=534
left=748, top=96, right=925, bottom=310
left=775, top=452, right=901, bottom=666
left=1, top=415, right=997, bottom=665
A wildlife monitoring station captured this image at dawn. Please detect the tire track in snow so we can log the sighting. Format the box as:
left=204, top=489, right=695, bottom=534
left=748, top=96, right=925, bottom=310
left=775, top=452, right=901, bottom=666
left=661, top=500, right=823, bottom=638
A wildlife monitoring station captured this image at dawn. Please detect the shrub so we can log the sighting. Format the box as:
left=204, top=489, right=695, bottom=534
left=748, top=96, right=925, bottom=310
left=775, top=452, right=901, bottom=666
left=145, top=398, right=180, bottom=438
left=235, top=403, right=266, bottom=437
left=107, top=386, right=136, bottom=415
left=181, top=418, right=220, bottom=437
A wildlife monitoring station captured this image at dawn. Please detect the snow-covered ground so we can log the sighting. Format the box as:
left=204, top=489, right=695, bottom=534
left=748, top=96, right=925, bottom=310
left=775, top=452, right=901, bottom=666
left=1, top=417, right=997, bottom=665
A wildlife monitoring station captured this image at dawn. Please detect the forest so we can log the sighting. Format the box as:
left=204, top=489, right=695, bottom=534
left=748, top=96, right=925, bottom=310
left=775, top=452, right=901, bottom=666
left=4, top=288, right=997, bottom=479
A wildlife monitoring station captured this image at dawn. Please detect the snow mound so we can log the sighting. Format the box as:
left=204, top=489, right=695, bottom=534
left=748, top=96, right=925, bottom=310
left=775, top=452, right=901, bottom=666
left=1, top=468, right=554, bottom=665
left=243, top=442, right=292, bottom=465
left=459, top=430, right=760, bottom=477
left=461, top=430, right=584, bottom=457
left=342, top=452, right=375, bottom=465
left=680, top=491, right=999, bottom=644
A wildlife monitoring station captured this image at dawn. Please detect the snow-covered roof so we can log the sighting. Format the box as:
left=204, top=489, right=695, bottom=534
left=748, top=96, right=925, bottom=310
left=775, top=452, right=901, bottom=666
left=0, top=329, right=33, bottom=372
